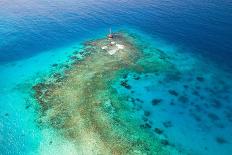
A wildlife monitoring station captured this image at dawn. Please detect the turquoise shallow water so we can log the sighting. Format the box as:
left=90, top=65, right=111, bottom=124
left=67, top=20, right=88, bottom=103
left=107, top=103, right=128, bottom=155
left=0, top=44, right=78, bottom=154
left=0, top=0, right=232, bottom=155
left=113, top=31, right=232, bottom=154
left=1, top=28, right=232, bottom=155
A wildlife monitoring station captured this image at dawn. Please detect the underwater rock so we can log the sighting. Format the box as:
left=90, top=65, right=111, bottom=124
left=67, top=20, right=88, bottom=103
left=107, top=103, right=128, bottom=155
left=168, top=90, right=179, bottom=96
left=194, top=105, right=202, bottom=112
left=223, top=95, right=230, bottom=102
left=170, top=101, right=175, bottom=106
left=145, top=123, right=152, bottom=128
left=161, top=139, right=169, bottom=146
left=178, top=95, right=189, bottom=104
left=25, top=105, right=31, bottom=109
left=128, top=97, right=135, bottom=103
left=140, top=123, right=152, bottom=129
left=72, top=50, right=79, bottom=54
left=64, top=64, right=70, bottom=68
left=103, top=99, right=115, bottom=113
left=70, top=56, right=77, bottom=60
left=190, top=113, right=202, bottom=122
left=136, top=98, right=144, bottom=103
left=53, top=73, right=62, bottom=79
left=225, top=111, right=232, bottom=122
left=205, top=87, right=216, bottom=95
left=84, top=41, right=96, bottom=46
left=122, top=73, right=128, bottom=79
left=151, top=99, right=162, bottom=106
left=79, top=51, right=84, bottom=55
left=32, top=83, right=44, bottom=97
left=208, top=112, right=220, bottom=121
left=192, top=90, right=200, bottom=96
left=32, top=83, right=44, bottom=91
left=196, top=76, right=205, bottom=82
left=211, top=99, right=222, bottom=108
left=189, top=109, right=193, bottom=113
left=32, top=83, right=53, bottom=110
left=4, top=113, right=9, bottom=116
left=163, top=121, right=173, bottom=128
left=145, top=123, right=151, bottom=128
left=144, top=111, right=151, bottom=117
left=120, top=80, right=131, bottom=89
left=204, top=103, right=209, bottom=108
left=133, top=74, right=140, bottom=80
left=183, top=85, right=189, bottom=89
left=216, top=123, right=225, bottom=129
left=51, top=63, right=58, bottom=67
left=200, top=96, right=205, bottom=100
left=157, top=49, right=168, bottom=60
left=215, top=137, right=228, bottom=144
left=71, top=61, right=80, bottom=66
left=142, top=117, right=148, bottom=122
left=154, top=128, right=163, bottom=134
left=165, top=71, right=181, bottom=82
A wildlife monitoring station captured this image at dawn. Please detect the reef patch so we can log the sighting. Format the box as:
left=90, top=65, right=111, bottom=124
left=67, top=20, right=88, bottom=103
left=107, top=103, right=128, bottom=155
left=33, top=32, right=179, bottom=154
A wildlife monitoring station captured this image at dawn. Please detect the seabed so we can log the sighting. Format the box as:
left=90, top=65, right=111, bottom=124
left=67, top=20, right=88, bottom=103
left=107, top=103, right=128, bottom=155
left=33, top=32, right=232, bottom=155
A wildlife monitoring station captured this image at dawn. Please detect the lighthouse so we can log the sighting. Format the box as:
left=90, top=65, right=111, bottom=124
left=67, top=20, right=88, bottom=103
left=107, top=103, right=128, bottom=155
left=108, top=28, right=113, bottom=39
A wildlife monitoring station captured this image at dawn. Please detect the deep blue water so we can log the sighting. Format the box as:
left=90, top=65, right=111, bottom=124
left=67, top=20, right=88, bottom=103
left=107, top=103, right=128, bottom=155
left=0, top=0, right=232, bottom=68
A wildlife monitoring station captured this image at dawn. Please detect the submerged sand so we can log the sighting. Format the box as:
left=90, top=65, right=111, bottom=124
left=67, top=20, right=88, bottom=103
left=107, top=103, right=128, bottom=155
left=33, top=32, right=182, bottom=154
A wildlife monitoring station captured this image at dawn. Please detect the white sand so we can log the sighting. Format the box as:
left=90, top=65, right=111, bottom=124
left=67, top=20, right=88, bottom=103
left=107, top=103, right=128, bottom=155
left=101, top=46, right=108, bottom=50
left=116, top=44, right=124, bottom=49
left=108, top=49, right=117, bottom=55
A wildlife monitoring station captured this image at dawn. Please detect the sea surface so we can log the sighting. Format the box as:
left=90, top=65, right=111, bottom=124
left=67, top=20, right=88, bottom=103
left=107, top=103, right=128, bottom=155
left=0, top=0, right=232, bottom=155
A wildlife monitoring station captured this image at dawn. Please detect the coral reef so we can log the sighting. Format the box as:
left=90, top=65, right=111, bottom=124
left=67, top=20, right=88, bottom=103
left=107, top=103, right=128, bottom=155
left=168, top=90, right=179, bottom=96
left=33, top=32, right=179, bottom=154
left=151, top=99, right=163, bottom=106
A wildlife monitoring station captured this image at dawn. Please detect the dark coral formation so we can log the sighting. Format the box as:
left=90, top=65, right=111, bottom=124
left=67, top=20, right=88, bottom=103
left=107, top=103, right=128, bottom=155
left=151, top=99, right=163, bottom=106
left=215, top=137, right=228, bottom=144
left=208, top=112, right=220, bottom=121
left=190, top=112, right=202, bottom=122
left=154, top=128, right=164, bottom=135
left=120, top=80, right=131, bottom=89
left=144, top=111, right=151, bottom=117
left=196, top=76, right=205, bottom=82
left=163, top=121, right=173, bottom=128
left=168, top=90, right=179, bottom=96
left=178, top=95, right=189, bottom=104
left=161, top=139, right=169, bottom=146
left=133, top=74, right=140, bottom=80
left=140, top=123, right=152, bottom=129
left=51, top=63, right=58, bottom=67
left=211, top=99, right=222, bottom=108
